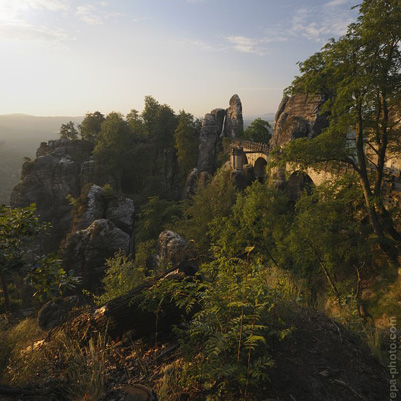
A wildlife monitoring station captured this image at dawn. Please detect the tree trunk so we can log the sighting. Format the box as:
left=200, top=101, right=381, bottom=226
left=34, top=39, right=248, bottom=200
left=58, top=266, right=197, bottom=341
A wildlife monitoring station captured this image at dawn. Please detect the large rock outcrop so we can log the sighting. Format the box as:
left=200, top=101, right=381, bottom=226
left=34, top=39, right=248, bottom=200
left=271, top=93, right=328, bottom=147
left=63, top=219, right=132, bottom=290
left=196, top=95, right=244, bottom=177
left=197, top=109, right=225, bottom=174
left=10, top=139, right=94, bottom=251
left=62, top=184, right=135, bottom=290
left=224, top=94, right=244, bottom=138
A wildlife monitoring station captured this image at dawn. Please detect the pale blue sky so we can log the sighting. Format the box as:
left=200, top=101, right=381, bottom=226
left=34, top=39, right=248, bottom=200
left=0, top=0, right=358, bottom=118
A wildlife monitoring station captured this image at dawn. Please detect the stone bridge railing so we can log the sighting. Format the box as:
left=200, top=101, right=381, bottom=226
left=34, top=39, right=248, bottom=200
left=230, top=139, right=271, bottom=154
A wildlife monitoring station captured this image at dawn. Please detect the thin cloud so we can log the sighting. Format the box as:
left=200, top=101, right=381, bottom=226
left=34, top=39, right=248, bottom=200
left=225, top=35, right=270, bottom=56
left=289, top=4, right=356, bottom=42
left=76, top=5, right=103, bottom=25
left=25, top=0, right=69, bottom=12
left=0, top=0, right=71, bottom=45
left=325, top=0, right=350, bottom=7
left=0, top=20, right=70, bottom=46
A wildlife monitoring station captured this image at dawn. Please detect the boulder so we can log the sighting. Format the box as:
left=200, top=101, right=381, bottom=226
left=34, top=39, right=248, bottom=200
left=37, top=296, right=81, bottom=331
left=62, top=219, right=131, bottom=290
left=122, top=384, right=158, bottom=401
left=157, top=230, right=191, bottom=268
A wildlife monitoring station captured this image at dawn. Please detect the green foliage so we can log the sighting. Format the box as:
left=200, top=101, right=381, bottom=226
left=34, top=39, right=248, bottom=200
left=26, top=255, right=80, bottom=303
left=281, top=176, right=372, bottom=295
left=135, top=196, right=182, bottom=244
left=94, top=251, right=145, bottom=305
left=242, top=118, right=271, bottom=144
left=149, top=255, right=278, bottom=400
left=0, top=204, right=79, bottom=312
left=177, top=169, right=237, bottom=253
left=0, top=318, right=43, bottom=379
left=80, top=111, right=105, bottom=143
left=209, top=182, right=290, bottom=260
left=284, top=0, right=401, bottom=245
left=126, top=109, right=146, bottom=140
left=174, top=111, right=200, bottom=181
left=59, top=121, right=79, bottom=141
left=93, top=112, right=135, bottom=187
left=142, top=95, right=178, bottom=150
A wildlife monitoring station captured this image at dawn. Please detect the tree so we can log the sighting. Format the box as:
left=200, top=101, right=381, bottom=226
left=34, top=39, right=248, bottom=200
left=141, top=96, right=178, bottom=150
left=279, top=0, right=401, bottom=252
left=174, top=111, right=200, bottom=181
left=0, top=204, right=46, bottom=313
left=126, top=109, right=146, bottom=140
left=93, top=112, right=134, bottom=186
left=243, top=118, right=271, bottom=143
left=59, top=121, right=79, bottom=140
left=80, top=111, right=105, bottom=144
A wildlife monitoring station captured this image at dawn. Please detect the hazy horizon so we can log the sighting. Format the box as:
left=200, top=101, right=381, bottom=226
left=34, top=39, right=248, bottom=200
left=0, top=0, right=358, bottom=118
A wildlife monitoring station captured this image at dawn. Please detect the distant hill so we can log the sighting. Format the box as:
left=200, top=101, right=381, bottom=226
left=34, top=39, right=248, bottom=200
left=243, top=113, right=275, bottom=129
left=0, top=114, right=83, bottom=205
left=0, top=114, right=83, bottom=155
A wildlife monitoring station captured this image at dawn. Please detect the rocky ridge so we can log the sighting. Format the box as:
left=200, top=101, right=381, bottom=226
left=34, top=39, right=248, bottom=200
left=10, top=139, right=94, bottom=251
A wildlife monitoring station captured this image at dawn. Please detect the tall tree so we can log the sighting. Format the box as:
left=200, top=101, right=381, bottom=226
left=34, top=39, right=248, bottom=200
left=243, top=118, right=271, bottom=143
left=280, top=0, right=401, bottom=250
left=59, top=121, right=79, bottom=140
left=93, top=112, right=134, bottom=186
left=174, top=111, right=200, bottom=181
left=126, top=109, right=146, bottom=140
left=80, top=111, right=105, bottom=144
left=141, top=96, right=178, bottom=150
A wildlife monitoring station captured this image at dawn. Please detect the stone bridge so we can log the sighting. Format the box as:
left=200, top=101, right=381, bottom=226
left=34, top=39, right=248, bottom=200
left=230, top=140, right=271, bottom=180
left=230, top=140, right=401, bottom=202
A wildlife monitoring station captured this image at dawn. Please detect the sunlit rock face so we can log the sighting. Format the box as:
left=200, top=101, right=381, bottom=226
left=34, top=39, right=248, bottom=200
left=157, top=230, right=189, bottom=268
left=197, top=112, right=223, bottom=174
left=196, top=94, right=244, bottom=177
left=224, top=94, right=244, bottom=139
left=10, top=139, right=94, bottom=252
left=271, top=93, right=329, bottom=147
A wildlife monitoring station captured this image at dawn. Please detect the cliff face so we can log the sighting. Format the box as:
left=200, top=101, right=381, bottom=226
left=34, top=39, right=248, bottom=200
left=271, top=93, right=328, bottom=147
left=10, top=140, right=136, bottom=290
left=10, top=139, right=94, bottom=251
left=195, top=94, right=244, bottom=176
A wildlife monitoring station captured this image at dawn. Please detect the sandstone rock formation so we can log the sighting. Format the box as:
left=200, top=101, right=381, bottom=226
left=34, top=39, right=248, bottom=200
left=271, top=93, right=328, bottom=147
left=224, top=94, right=244, bottom=138
left=197, top=111, right=224, bottom=174
left=196, top=95, right=244, bottom=177
left=10, top=139, right=94, bottom=251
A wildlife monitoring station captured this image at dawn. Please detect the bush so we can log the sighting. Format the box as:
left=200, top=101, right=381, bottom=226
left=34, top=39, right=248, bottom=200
left=94, top=251, right=145, bottom=305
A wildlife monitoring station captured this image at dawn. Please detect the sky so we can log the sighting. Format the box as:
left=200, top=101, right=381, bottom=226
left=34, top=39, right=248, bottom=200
left=0, top=0, right=359, bottom=118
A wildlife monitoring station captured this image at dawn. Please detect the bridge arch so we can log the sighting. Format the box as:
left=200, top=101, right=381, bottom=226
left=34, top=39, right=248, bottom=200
left=287, top=171, right=315, bottom=202
left=254, top=157, right=267, bottom=181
